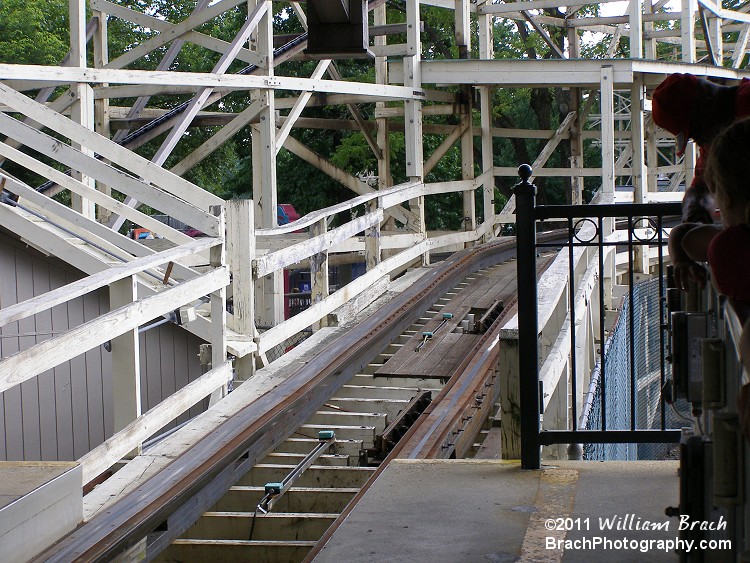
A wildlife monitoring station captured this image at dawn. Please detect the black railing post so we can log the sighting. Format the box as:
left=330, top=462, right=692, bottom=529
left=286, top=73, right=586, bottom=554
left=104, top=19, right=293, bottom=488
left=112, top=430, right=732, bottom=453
left=514, top=164, right=541, bottom=470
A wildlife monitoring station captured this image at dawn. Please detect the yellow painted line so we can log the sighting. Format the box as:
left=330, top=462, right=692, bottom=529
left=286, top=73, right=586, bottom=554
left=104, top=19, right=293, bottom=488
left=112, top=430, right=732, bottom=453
left=519, top=468, right=579, bottom=562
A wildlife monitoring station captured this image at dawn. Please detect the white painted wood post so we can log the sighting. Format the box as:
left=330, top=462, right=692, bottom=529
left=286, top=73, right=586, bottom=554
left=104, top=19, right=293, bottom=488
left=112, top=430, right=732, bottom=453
left=600, top=66, right=615, bottom=199
left=69, top=0, right=96, bottom=220
left=310, top=218, right=329, bottom=331
left=227, top=199, right=255, bottom=381
left=461, top=108, right=476, bottom=240
left=405, top=0, right=427, bottom=263
left=365, top=200, right=382, bottom=271
left=374, top=3, right=395, bottom=239
left=93, top=8, right=112, bottom=225
left=109, top=274, right=141, bottom=455
left=252, top=0, right=283, bottom=329
left=644, top=0, right=657, bottom=59
left=478, top=1, right=495, bottom=239
left=209, top=205, right=229, bottom=404
left=629, top=0, right=643, bottom=60
left=681, top=0, right=697, bottom=63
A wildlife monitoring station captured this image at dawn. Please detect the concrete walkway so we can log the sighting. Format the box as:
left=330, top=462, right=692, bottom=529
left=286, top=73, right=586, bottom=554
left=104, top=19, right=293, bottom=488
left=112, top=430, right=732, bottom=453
left=314, top=459, right=681, bottom=562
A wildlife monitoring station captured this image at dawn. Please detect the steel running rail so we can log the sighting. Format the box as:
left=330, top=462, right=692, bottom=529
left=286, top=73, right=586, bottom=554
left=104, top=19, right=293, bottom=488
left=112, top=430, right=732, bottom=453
left=35, top=237, right=522, bottom=562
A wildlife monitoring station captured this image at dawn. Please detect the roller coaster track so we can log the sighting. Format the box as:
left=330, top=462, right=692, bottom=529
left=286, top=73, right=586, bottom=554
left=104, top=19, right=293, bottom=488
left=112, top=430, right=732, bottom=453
left=36, top=234, right=560, bottom=562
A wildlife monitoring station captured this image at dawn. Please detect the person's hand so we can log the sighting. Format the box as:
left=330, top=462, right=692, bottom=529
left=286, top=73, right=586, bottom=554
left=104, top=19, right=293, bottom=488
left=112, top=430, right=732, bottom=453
left=669, top=223, right=707, bottom=291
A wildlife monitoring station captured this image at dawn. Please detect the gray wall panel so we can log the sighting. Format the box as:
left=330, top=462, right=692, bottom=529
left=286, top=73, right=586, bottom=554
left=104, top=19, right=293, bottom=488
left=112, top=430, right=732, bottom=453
left=0, top=230, right=208, bottom=462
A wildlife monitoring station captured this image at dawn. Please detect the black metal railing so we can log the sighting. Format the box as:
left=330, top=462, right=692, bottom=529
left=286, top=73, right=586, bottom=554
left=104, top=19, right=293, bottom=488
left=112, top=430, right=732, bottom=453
left=514, top=164, right=683, bottom=469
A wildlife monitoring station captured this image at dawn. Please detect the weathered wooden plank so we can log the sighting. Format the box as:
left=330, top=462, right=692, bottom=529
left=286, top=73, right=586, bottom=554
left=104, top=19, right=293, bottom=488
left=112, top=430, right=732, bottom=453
left=184, top=512, right=337, bottom=541
left=0, top=82, right=223, bottom=211
left=90, top=0, right=265, bottom=68
left=161, top=539, right=316, bottom=562
left=255, top=210, right=382, bottom=277
left=212, top=486, right=358, bottom=514
left=83, top=288, right=107, bottom=450
left=79, top=361, right=232, bottom=484
left=0, top=113, right=220, bottom=235
left=170, top=100, right=263, bottom=176
left=240, top=464, right=376, bottom=488
left=0, top=267, right=229, bottom=392
left=101, top=0, right=248, bottom=70
left=0, top=238, right=218, bottom=329
left=0, top=144, right=191, bottom=245
left=257, top=239, right=429, bottom=354
left=0, top=63, right=425, bottom=101
left=307, top=410, right=388, bottom=432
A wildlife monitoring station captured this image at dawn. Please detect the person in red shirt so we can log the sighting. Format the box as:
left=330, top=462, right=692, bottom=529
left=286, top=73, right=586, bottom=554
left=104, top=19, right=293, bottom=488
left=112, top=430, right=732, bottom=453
left=652, top=73, right=750, bottom=289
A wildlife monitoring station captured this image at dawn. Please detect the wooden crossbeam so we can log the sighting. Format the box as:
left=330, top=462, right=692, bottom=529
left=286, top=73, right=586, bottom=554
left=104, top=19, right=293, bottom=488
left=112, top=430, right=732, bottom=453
left=79, top=360, right=233, bottom=484
left=0, top=267, right=229, bottom=392
left=0, top=236, right=217, bottom=329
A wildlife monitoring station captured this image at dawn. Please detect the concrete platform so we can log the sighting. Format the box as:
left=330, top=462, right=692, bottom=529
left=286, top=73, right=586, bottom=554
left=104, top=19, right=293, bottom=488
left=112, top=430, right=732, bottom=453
left=314, top=459, right=681, bottom=562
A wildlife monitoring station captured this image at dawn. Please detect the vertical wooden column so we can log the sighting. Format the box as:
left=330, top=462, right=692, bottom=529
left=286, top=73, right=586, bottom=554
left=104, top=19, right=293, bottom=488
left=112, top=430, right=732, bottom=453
left=227, top=199, right=255, bottom=381
left=209, top=205, right=228, bottom=404
left=458, top=0, right=475, bottom=240
left=69, top=0, right=95, bottom=220
left=404, top=0, right=427, bottom=263
left=454, top=0, right=471, bottom=59
left=681, top=0, right=697, bottom=63
left=600, top=66, right=615, bottom=199
left=365, top=199, right=382, bottom=270
left=644, top=0, right=657, bottom=59
left=310, top=218, right=329, bottom=331
left=374, top=4, right=395, bottom=247
left=708, top=15, right=723, bottom=65
left=681, top=0, right=697, bottom=188
left=478, top=1, right=494, bottom=240
left=568, top=26, right=584, bottom=206
left=629, top=0, right=643, bottom=59
left=92, top=9, right=112, bottom=225
left=109, top=275, right=141, bottom=452
left=600, top=68, right=617, bottom=307
left=461, top=108, right=476, bottom=238
left=251, top=0, right=283, bottom=329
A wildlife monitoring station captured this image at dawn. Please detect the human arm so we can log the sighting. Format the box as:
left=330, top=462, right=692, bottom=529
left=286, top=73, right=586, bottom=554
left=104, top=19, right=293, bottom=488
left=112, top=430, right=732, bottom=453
left=668, top=222, right=709, bottom=290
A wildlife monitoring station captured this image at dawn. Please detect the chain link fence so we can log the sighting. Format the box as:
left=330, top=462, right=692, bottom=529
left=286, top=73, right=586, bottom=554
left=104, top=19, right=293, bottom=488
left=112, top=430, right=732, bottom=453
left=583, top=277, right=683, bottom=460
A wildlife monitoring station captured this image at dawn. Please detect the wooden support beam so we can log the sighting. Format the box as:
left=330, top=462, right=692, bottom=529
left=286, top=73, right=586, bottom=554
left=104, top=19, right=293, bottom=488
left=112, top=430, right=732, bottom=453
left=255, top=210, right=383, bottom=277
left=0, top=112, right=220, bottom=236
left=101, top=0, right=249, bottom=71
left=109, top=275, right=141, bottom=448
left=170, top=101, right=264, bottom=176
left=276, top=60, right=332, bottom=152
left=423, top=121, right=470, bottom=176
left=91, top=0, right=264, bottom=71
left=0, top=267, right=230, bottom=392
left=0, top=144, right=192, bottom=245
left=79, top=361, right=233, bottom=484
left=227, top=199, right=256, bottom=380
left=0, top=81, right=222, bottom=211
left=310, top=218, right=330, bottom=331
left=281, top=135, right=418, bottom=226
left=106, top=0, right=215, bottom=143
left=0, top=236, right=218, bottom=329
left=110, top=2, right=268, bottom=232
